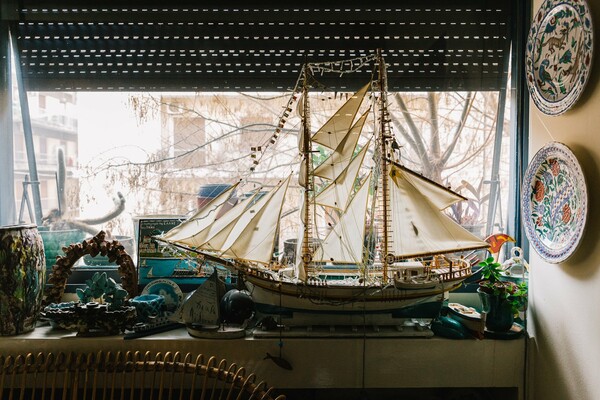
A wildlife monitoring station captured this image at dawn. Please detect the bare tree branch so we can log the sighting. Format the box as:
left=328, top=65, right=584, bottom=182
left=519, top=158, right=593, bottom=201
left=441, top=91, right=474, bottom=166
left=429, top=93, right=441, bottom=164
left=392, top=93, right=433, bottom=173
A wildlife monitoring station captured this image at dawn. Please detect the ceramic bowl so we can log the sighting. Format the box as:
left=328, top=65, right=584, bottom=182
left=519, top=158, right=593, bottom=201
left=130, top=294, right=165, bottom=321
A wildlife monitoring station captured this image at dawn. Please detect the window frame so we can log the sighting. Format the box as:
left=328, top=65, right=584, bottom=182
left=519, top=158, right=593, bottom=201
left=0, top=0, right=531, bottom=285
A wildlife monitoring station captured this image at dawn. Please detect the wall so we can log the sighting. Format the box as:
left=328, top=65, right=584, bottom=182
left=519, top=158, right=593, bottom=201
left=528, top=1, right=600, bottom=399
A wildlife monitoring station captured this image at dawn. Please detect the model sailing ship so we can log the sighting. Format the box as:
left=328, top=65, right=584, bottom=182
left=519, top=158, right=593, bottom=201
left=159, top=52, right=489, bottom=323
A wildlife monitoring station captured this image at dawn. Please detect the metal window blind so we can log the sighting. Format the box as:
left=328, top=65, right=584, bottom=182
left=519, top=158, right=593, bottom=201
left=6, top=0, right=514, bottom=91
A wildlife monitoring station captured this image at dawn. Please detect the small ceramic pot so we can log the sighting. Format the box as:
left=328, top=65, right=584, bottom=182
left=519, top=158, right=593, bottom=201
left=130, top=294, right=165, bottom=321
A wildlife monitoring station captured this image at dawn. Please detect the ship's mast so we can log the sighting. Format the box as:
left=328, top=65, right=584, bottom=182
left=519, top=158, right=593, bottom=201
left=301, top=65, right=314, bottom=269
left=377, top=50, right=392, bottom=282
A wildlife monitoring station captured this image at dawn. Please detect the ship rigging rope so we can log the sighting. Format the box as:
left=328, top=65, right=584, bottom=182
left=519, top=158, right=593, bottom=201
left=244, top=54, right=378, bottom=183
left=308, top=55, right=377, bottom=75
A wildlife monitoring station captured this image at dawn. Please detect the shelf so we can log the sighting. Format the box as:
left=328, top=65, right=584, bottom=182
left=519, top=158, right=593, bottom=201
left=3, top=325, right=525, bottom=398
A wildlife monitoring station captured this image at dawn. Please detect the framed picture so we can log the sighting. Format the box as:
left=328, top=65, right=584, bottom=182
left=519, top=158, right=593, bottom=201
left=135, top=215, right=230, bottom=293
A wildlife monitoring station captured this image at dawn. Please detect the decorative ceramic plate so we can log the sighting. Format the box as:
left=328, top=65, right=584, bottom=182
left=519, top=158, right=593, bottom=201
left=521, top=142, right=587, bottom=263
left=525, top=0, right=593, bottom=115
left=142, top=279, right=183, bottom=310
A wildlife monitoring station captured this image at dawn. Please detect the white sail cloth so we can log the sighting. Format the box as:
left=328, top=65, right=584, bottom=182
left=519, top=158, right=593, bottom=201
left=177, top=191, right=259, bottom=250
left=312, top=83, right=370, bottom=150
left=314, top=143, right=369, bottom=211
left=395, top=164, right=466, bottom=210
left=313, top=173, right=371, bottom=264
left=166, top=177, right=291, bottom=267
left=220, top=176, right=291, bottom=265
left=161, top=183, right=238, bottom=243
left=313, top=110, right=369, bottom=180
left=388, top=165, right=488, bottom=258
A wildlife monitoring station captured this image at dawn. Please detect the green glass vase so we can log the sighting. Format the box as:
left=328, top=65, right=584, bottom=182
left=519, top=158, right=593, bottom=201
left=478, top=288, right=514, bottom=332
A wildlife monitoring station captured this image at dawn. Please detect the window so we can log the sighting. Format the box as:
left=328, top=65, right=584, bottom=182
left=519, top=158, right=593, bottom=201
left=17, top=84, right=515, bottom=266
left=0, top=0, right=528, bottom=287
left=172, top=117, right=207, bottom=169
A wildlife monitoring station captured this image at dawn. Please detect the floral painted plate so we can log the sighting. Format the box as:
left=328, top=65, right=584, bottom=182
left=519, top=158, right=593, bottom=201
left=525, top=0, right=593, bottom=115
left=521, top=142, right=587, bottom=263
left=142, top=279, right=183, bottom=311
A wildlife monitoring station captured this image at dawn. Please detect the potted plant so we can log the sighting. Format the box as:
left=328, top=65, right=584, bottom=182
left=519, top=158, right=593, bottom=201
left=477, top=256, right=528, bottom=332
left=448, top=179, right=489, bottom=238
left=39, top=148, right=132, bottom=283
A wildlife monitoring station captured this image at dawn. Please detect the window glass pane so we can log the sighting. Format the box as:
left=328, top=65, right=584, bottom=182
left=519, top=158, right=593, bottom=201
left=392, top=91, right=511, bottom=238
left=16, top=82, right=512, bottom=267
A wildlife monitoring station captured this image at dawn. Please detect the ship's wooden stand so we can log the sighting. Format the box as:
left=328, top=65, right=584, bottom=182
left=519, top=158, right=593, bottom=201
left=253, top=322, right=433, bottom=338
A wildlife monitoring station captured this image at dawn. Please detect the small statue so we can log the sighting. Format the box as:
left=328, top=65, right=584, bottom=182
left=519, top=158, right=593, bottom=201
left=502, top=247, right=529, bottom=276
left=76, top=272, right=128, bottom=310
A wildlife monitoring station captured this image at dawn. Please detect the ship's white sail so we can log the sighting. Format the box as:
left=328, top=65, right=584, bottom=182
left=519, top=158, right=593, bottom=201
left=221, top=176, right=291, bottom=265
left=314, top=142, right=369, bottom=211
left=313, top=173, right=371, bottom=263
left=161, top=183, right=238, bottom=242
left=162, top=178, right=290, bottom=267
left=394, top=164, right=466, bottom=210
left=388, top=165, right=488, bottom=259
left=293, top=191, right=308, bottom=281
left=298, top=158, right=307, bottom=188
left=313, top=110, right=369, bottom=180
left=178, top=191, right=258, bottom=250
left=312, top=83, right=370, bottom=150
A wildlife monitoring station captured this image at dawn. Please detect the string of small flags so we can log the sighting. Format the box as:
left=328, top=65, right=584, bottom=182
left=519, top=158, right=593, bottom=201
left=308, top=54, right=377, bottom=77
left=247, top=72, right=305, bottom=174
left=245, top=54, right=377, bottom=176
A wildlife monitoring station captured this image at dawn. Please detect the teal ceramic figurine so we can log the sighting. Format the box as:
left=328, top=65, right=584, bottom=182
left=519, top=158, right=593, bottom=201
left=43, top=272, right=136, bottom=336
left=0, top=224, right=46, bottom=335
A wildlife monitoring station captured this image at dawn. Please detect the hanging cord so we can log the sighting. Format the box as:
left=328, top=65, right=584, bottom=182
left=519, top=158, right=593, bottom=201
left=279, top=285, right=284, bottom=358
left=263, top=285, right=293, bottom=371
left=360, top=274, right=369, bottom=400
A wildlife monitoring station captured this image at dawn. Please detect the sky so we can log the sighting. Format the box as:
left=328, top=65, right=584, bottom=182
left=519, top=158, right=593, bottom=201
left=76, top=92, right=162, bottom=227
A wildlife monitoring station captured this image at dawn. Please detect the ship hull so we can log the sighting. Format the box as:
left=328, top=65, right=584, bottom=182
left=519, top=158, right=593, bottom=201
left=242, top=270, right=463, bottom=320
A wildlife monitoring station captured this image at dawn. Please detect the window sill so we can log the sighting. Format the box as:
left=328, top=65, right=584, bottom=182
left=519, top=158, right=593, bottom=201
left=4, top=325, right=525, bottom=397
